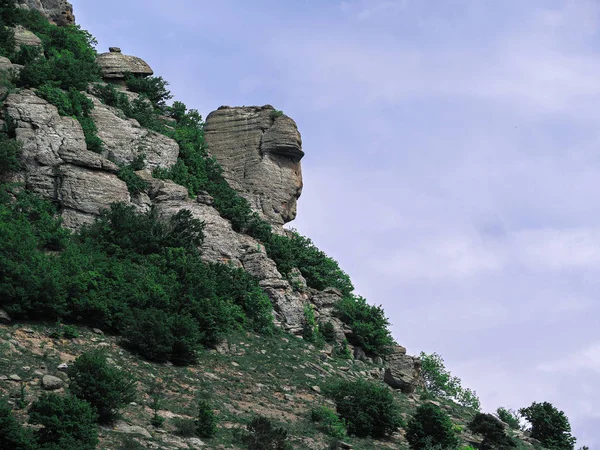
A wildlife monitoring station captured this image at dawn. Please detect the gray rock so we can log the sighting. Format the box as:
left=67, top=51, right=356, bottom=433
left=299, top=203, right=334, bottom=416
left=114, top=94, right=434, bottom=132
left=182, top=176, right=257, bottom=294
left=42, top=375, right=63, bottom=390
left=17, top=0, right=75, bottom=26
left=383, top=346, right=423, bottom=394
left=0, top=308, right=11, bottom=324
left=57, top=363, right=68, bottom=371
left=92, top=328, right=104, bottom=335
left=353, top=346, right=368, bottom=362
left=96, top=48, right=154, bottom=80
left=88, top=94, right=179, bottom=170
left=9, top=374, right=22, bottom=381
left=113, top=421, right=152, bottom=438
left=12, top=25, right=43, bottom=49
left=204, top=105, right=304, bottom=226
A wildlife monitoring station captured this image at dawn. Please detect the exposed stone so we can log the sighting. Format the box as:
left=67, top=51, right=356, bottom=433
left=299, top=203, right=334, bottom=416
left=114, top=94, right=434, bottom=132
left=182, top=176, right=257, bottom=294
left=12, top=25, right=43, bottom=49
left=354, top=346, right=368, bottom=362
left=42, top=375, right=63, bottom=390
left=17, top=0, right=75, bottom=26
left=57, top=363, right=68, bottom=371
left=9, top=374, right=22, bottom=381
left=383, top=346, right=423, bottom=394
left=113, top=421, right=152, bottom=438
left=88, top=95, right=179, bottom=170
left=96, top=48, right=154, bottom=80
left=0, top=308, right=10, bottom=324
left=204, top=105, right=304, bottom=226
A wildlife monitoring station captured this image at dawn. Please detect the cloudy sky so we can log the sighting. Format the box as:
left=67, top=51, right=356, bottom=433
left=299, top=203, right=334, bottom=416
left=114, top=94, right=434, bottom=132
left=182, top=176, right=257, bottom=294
left=75, top=0, right=599, bottom=446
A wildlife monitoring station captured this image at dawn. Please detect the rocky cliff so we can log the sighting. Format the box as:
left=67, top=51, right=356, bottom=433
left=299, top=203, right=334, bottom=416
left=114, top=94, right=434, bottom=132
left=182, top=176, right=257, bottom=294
left=16, top=0, right=74, bottom=26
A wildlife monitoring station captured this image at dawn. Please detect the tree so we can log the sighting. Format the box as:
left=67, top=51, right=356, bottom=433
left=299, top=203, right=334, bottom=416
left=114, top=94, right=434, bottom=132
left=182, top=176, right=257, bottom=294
left=519, top=402, right=576, bottom=450
left=29, top=393, right=98, bottom=450
left=324, top=379, right=402, bottom=438
left=68, top=350, right=137, bottom=423
left=496, top=407, right=521, bottom=430
left=0, top=401, right=32, bottom=450
left=406, top=403, right=459, bottom=450
left=468, top=413, right=516, bottom=450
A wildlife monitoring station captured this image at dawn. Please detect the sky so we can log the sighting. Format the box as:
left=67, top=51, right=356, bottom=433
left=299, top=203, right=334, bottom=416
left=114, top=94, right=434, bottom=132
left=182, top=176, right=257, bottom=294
left=75, top=0, right=600, bottom=446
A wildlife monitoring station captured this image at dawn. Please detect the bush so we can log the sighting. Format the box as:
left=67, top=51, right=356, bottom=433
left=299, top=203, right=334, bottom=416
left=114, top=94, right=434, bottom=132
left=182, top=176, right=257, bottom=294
left=0, top=400, right=32, bottom=450
left=319, top=321, right=336, bottom=343
left=419, top=352, right=481, bottom=410
left=196, top=399, right=217, bottom=438
left=241, top=416, right=289, bottom=450
left=0, top=134, right=21, bottom=176
left=519, top=402, right=576, bottom=450
left=334, top=295, right=394, bottom=356
left=174, top=418, right=198, bottom=437
left=125, top=73, right=172, bottom=111
left=29, top=393, right=98, bottom=450
left=68, top=350, right=136, bottom=423
left=310, top=406, right=347, bottom=439
left=469, top=413, right=516, bottom=450
left=497, top=407, right=521, bottom=430
left=324, top=379, right=401, bottom=438
left=406, top=403, right=459, bottom=450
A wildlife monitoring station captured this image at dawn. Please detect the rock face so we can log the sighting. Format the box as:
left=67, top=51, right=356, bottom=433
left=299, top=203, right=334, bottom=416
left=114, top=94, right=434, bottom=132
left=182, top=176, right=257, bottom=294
left=383, top=345, right=424, bottom=394
left=17, top=0, right=75, bottom=26
left=204, top=105, right=304, bottom=226
left=96, top=47, right=154, bottom=82
left=12, top=25, right=43, bottom=49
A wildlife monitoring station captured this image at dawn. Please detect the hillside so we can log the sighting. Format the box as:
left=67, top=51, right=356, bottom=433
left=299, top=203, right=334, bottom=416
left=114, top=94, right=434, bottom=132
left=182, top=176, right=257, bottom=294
left=0, top=1, right=581, bottom=449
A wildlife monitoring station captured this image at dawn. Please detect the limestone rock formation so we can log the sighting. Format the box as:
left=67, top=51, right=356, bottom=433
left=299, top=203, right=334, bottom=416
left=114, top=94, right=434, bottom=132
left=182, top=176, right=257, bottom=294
left=96, top=47, right=154, bottom=82
left=17, top=0, right=75, bottom=26
left=12, top=25, right=43, bottom=49
left=204, top=105, right=304, bottom=226
left=383, top=345, right=424, bottom=393
left=3, top=90, right=130, bottom=228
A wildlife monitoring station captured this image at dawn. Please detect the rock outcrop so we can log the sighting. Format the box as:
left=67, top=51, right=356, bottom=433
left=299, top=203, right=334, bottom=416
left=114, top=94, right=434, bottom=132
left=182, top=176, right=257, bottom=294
left=17, top=0, right=75, bottom=26
left=96, top=47, right=154, bottom=83
left=204, top=105, right=304, bottom=226
left=12, top=25, right=43, bottom=49
left=383, top=344, right=424, bottom=393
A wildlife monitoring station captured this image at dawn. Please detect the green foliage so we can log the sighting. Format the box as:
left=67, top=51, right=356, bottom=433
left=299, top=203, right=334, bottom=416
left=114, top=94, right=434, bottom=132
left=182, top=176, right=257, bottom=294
left=310, top=406, right=347, bottom=439
left=196, top=399, right=218, bottom=438
left=302, top=304, right=323, bottom=345
left=324, top=379, right=401, bottom=438
left=319, top=321, right=336, bottom=343
left=270, top=109, right=284, bottom=119
left=125, top=73, right=172, bottom=111
left=29, top=393, right=98, bottom=450
left=406, top=403, right=459, bottom=450
left=334, top=295, right=394, bottom=356
left=0, top=399, right=32, bottom=450
left=13, top=8, right=100, bottom=91
left=173, top=418, right=198, bottom=437
left=468, top=413, right=516, bottom=450
left=519, top=402, right=576, bottom=450
left=419, top=352, right=481, bottom=410
left=241, top=416, right=289, bottom=450
left=265, top=232, right=353, bottom=295
left=497, top=407, right=521, bottom=430
left=0, top=134, right=21, bottom=176
left=67, top=350, right=136, bottom=423
left=333, top=339, right=352, bottom=359
left=116, top=155, right=148, bottom=195
left=49, top=322, right=79, bottom=339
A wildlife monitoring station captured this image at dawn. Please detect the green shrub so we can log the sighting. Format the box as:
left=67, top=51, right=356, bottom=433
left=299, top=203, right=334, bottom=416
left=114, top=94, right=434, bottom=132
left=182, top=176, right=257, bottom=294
left=68, top=350, right=136, bottom=423
left=125, top=73, right=172, bottom=111
left=333, top=339, right=352, bottom=359
left=241, top=416, right=289, bottom=450
left=29, top=393, right=98, bottom=450
left=270, top=109, right=284, bottom=119
left=196, top=399, right=217, bottom=438
left=0, top=134, right=21, bottom=176
left=406, top=403, right=459, bottom=450
left=519, top=402, right=576, bottom=450
left=324, top=379, right=401, bottom=438
left=0, top=400, right=32, bottom=450
left=310, top=406, right=347, bottom=439
left=419, top=352, right=481, bottom=410
left=302, top=304, right=323, bottom=345
left=497, top=407, right=521, bottom=430
left=173, top=418, right=197, bottom=437
left=117, top=165, right=148, bottom=195
left=469, top=413, right=516, bottom=450
left=334, top=295, right=394, bottom=356
left=319, top=321, right=336, bottom=343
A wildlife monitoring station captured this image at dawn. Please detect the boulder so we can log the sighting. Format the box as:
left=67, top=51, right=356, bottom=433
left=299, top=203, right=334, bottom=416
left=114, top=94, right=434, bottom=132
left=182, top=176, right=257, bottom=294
left=96, top=47, right=154, bottom=81
left=12, top=25, right=43, bottom=49
left=204, top=105, right=304, bottom=226
left=42, top=375, right=63, bottom=390
left=383, top=346, right=423, bottom=394
left=17, top=0, right=75, bottom=26
left=0, top=308, right=10, bottom=324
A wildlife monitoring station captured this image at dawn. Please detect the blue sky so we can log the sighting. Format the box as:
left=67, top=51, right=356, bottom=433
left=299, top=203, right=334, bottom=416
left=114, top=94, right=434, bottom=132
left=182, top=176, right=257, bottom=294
left=75, top=0, right=600, bottom=445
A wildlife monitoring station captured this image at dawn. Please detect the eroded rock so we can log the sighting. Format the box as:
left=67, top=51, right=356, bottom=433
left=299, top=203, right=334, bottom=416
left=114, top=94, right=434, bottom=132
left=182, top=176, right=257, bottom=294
left=383, top=345, right=423, bottom=394
left=17, top=0, right=75, bottom=26
left=96, top=47, right=153, bottom=81
left=204, top=105, right=304, bottom=226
